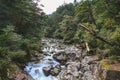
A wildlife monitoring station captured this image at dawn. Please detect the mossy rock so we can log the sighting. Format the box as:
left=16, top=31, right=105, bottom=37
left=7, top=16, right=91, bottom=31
left=100, top=60, right=112, bottom=70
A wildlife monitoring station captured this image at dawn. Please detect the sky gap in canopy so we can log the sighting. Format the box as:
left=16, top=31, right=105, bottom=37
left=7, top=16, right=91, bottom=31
left=39, top=0, right=80, bottom=14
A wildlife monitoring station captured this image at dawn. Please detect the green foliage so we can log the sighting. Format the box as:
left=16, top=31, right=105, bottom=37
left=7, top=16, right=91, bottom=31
left=11, top=50, right=28, bottom=64
left=55, top=15, right=78, bottom=42
left=74, top=0, right=120, bottom=52
left=111, top=27, right=120, bottom=43
left=53, top=29, right=63, bottom=39
left=73, top=28, right=82, bottom=43
left=0, top=0, right=47, bottom=79
left=109, top=55, right=120, bottom=63
left=75, top=0, right=93, bottom=23
left=0, top=25, right=22, bottom=51
left=45, top=3, right=75, bottom=37
left=0, top=47, right=10, bottom=80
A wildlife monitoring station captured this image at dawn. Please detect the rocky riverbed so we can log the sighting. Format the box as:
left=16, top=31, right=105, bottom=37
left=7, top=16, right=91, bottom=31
left=24, top=38, right=120, bottom=80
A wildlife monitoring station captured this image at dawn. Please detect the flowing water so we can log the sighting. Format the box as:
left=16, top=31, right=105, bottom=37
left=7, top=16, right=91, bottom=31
left=24, top=39, right=64, bottom=80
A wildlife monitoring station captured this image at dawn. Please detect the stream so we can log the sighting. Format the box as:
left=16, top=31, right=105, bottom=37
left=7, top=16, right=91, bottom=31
left=24, top=38, right=65, bottom=80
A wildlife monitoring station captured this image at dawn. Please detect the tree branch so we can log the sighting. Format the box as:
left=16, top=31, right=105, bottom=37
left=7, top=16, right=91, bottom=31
left=79, top=23, right=120, bottom=47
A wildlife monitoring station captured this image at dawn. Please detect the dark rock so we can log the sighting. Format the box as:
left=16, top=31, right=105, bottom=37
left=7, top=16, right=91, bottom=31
left=34, top=52, right=39, bottom=57
left=64, top=40, right=74, bottom=44
left=67, top=53, right=76, bottom=61
left=53, top=51, right=67, bottom=64
left=31, top=57, right=37, bottom=61
left=43, top=53, right=50, bottom=56
left=103, top=70, right=120, bottom=80
left=87, top=49, right=95, bottom=55
left=35, top=69, right=39, bottom=74
left=42, top=66, right=51, bottom=76
left=80, top=42, right=86, bottom=49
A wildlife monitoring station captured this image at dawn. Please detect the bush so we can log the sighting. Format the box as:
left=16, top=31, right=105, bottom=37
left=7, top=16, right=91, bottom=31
left=109, top=55, right=120, bottom=63
left=11, top=50, right=28, bottom=64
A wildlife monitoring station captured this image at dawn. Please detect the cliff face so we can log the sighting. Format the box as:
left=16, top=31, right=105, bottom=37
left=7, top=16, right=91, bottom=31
left=81, top=56, right=120, bottom=80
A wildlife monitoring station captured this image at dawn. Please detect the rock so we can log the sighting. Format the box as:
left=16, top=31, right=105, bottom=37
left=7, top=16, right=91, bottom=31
left=31, top=53, right=43, bottom=62
left=35, top=69, right=39, bottom=74
left=67, top=53, right=76, bottom=61
left=31, top=57, right=36, bottom=61
left=31, top=56, right=43, bottom=62
left=43, top=52, right=51, bottom=56
left=58, top=61, right=81, bottom=80
left=81, top=56, right=101, bottom=80
left=51, top=64, right=61, bottom=76
left=66, top=62, right=80, bottom=77
left=103, top=70, right=120, bottom=80
left=80, top=56, right=120, bottom=80
left=53, top=51, right=67, bottom=64
left=34, top=51, right=39, bottom=57
left=8, top=66, right=34, bottom=80
left=42, top=66, right=51, bottom=76
left=64, top=40, right=74, bottom=44
left=42, top=64, right=61, bottom=76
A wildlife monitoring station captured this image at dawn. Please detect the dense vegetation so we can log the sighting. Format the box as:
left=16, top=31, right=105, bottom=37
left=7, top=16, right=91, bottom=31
left=0, top=0, right=47, bottom=79
left=46, top=0, right=120, bottom=61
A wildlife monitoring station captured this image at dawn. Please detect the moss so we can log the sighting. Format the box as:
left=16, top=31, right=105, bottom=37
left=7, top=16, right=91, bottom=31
left=100, top=60, right=112, bottom=70
left=100, top=74, right=105, bottom=80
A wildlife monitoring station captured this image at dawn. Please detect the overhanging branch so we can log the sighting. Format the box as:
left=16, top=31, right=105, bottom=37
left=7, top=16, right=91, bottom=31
left=79, top=23, right=120, bottom=47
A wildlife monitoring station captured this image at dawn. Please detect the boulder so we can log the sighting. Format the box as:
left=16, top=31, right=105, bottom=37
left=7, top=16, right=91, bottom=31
left=67, top=53, right=76, bottom=61
left=51, top=64, right=61, bottom=76
left=42, top=66, right=51, bottom=76
left=103, top=70, right=120, bottom=80
left=42, top=64, right=61, bottom=76
left=53, top=51, right=67, bottom=64
left=66, top=62, right=80, bottom=77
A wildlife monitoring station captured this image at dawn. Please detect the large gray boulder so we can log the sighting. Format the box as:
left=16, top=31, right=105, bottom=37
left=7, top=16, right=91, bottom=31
left=66, top=62, right=80, bottom=77
left=53, top=51, right=67, bottom=65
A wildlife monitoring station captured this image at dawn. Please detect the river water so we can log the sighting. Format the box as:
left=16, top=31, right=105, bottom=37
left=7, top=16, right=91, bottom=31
left=24, top=39, right=64, bottom=80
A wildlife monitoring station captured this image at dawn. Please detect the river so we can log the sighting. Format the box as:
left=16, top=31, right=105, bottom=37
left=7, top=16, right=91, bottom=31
left=24, top=38, right=65, bottom=80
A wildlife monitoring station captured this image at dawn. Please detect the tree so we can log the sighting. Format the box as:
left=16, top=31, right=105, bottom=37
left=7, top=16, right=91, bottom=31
left=45, top=3, right=75, bottom=37
left=0, top=0, right=47, bottom=79
left=75, top=0, right=120, bottom=57
left=54, top=15, right=78, bottom=42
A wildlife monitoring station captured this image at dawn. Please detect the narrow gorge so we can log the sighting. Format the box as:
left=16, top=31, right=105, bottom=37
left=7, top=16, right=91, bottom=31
left=24, top=38, right=120, bottom=80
